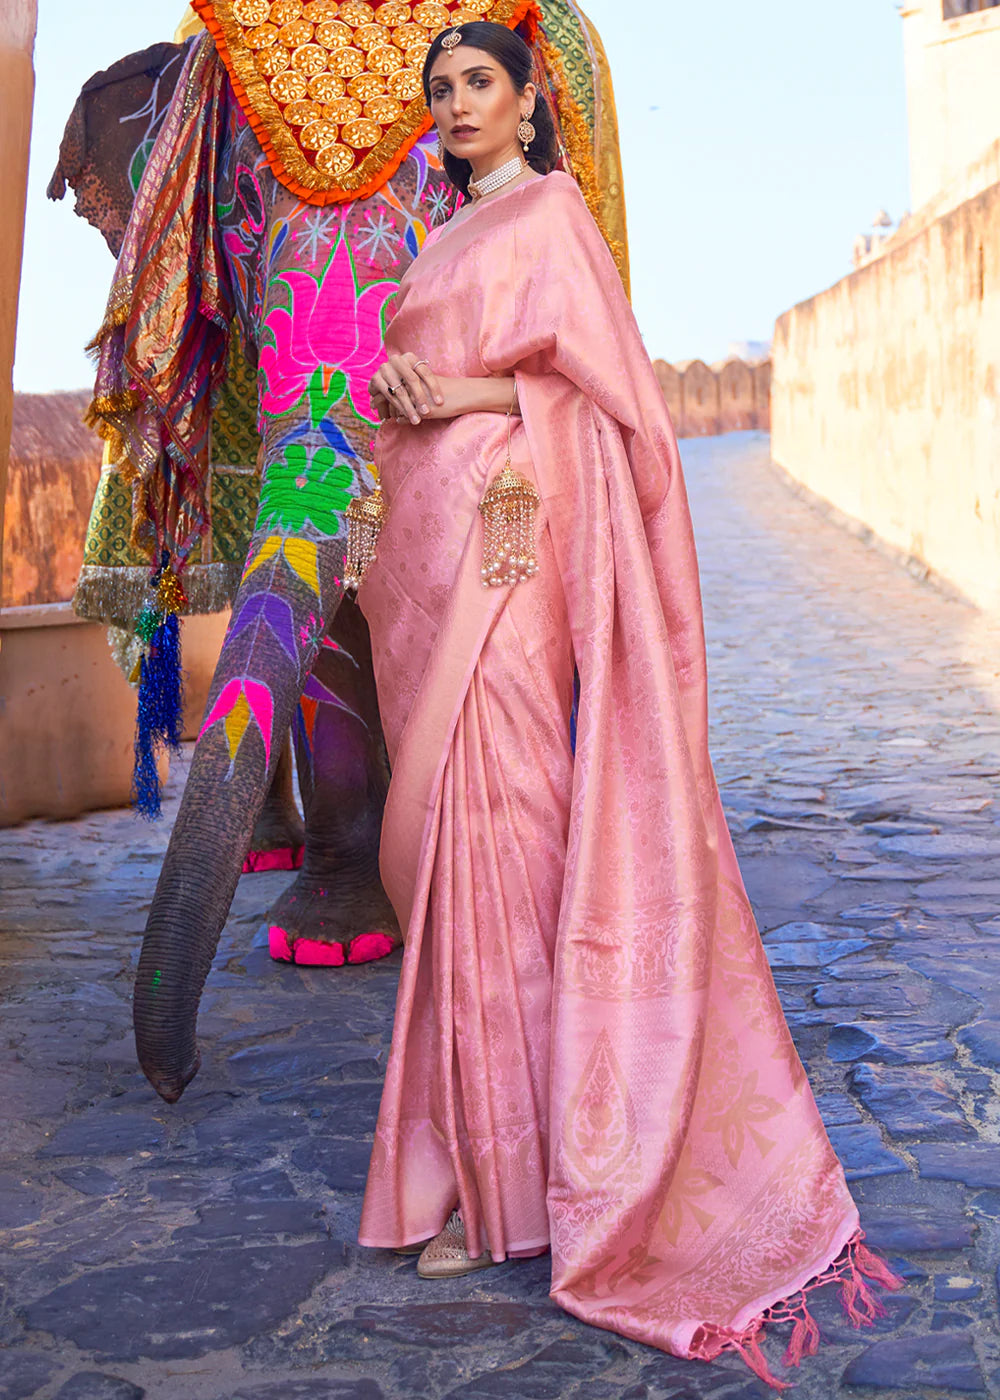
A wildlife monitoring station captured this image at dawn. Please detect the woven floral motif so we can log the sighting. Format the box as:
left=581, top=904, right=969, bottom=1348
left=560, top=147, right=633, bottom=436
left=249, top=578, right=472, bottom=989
left=192, top=0, right=541, bottom=204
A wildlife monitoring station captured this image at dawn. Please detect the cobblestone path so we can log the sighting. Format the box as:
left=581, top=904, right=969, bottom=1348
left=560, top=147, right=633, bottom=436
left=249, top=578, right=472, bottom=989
left=3, top=431, right=1000, bottom=1400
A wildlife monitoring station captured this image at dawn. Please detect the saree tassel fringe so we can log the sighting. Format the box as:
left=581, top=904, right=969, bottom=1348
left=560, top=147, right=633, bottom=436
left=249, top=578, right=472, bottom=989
left=695, top=1231, right=903, bottom=1392
left=344, top=487, right=387, bottom=591
left=479, top=465, right=539, bottom=587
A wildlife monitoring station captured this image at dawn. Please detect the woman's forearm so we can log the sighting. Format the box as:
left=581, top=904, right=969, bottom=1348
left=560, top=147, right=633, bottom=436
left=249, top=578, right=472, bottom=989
left=456, top=375, right=517, bottom=415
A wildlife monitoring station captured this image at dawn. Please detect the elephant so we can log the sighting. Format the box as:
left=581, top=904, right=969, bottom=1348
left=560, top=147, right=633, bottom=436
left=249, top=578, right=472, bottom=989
left=63, top=0, right=628, bottom=1103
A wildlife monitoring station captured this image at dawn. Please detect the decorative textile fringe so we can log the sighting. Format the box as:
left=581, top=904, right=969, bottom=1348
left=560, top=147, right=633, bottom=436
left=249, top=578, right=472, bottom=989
left=84, top=276, right=133, bottom=356
left=344, top=488, right=387, bottom=592
left=75, top=563, right=243, bottom=629
left=107, top=624, right=146, bottom=686
left=479, top=465, right=539, bottom=587
left=692, top=1231, right=903, bottom=1392
left=121, top=559, right=190, bottom=819
left=133, top=611, right=184, bottom=820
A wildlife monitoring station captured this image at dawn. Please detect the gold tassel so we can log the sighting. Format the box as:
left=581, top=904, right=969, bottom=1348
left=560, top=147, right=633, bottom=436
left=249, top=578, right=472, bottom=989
left=344, top=486, right=387, bottom=591
left=479, top=463, right=539, bottom=588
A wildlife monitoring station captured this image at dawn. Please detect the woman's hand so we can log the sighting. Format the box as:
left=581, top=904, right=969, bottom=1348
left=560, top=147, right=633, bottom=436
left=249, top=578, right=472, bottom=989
left=370, top=352, right=443, bottom=426
left=370, top=354, right=518, bottom=424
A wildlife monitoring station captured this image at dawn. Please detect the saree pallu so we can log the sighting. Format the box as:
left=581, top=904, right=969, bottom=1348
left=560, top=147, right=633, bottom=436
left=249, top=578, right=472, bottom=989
left=357, top=172, right=897, bottom=1387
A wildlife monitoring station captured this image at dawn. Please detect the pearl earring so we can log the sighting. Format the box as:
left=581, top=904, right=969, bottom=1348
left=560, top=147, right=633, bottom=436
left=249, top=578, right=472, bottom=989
left=517, top=113, right=536, bottom=153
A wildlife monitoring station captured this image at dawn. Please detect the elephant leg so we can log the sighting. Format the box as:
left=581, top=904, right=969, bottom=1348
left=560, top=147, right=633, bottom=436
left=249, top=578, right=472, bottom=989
left=243, top=734, right=305, bottom=873
left=134, top=515, right=345, bottom=1103
left=267, top=596, right=399, bottom=967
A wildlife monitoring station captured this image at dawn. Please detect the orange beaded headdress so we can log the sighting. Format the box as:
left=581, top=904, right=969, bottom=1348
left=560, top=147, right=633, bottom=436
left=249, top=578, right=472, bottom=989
left=190, top=0, right=542, bottom=205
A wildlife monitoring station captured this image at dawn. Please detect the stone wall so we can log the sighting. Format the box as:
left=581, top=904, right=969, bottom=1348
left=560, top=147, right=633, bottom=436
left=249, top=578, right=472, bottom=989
left=903, top=1, right=1000, bottom=209
left=653, top=358, right=771, bottom=439
left=771, top=178, right=1000, bottom=614
left=2, top=391, right=100, bottom=607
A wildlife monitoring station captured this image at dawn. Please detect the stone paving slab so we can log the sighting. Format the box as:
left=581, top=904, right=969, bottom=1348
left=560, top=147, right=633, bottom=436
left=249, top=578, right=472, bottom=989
left=3, top=431, right=1000, bottom=1398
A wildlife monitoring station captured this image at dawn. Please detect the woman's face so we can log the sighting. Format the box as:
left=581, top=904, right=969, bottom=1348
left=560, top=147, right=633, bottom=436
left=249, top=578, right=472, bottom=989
left=428, top=45, right=534, bottom=169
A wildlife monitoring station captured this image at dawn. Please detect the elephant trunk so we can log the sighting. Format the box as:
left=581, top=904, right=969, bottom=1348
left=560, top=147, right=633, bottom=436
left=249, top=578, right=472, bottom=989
left=134, top=762, right=261, bottom=1102
left=133, top=528, right=347, bottom=1102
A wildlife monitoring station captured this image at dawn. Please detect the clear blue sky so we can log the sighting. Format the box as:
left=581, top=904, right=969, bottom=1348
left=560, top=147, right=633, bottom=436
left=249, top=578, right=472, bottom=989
left=13, top=0, right=911, bottom=392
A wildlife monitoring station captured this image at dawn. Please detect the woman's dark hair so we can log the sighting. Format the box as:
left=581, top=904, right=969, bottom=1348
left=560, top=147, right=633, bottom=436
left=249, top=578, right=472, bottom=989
left=422, top=21, right=558, bottom=198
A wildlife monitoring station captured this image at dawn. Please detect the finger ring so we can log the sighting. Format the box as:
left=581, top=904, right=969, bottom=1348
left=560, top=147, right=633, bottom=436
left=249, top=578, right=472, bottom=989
left=413, top=359, right=429, bottom=370
left=387, top=382, right=401, bottom=396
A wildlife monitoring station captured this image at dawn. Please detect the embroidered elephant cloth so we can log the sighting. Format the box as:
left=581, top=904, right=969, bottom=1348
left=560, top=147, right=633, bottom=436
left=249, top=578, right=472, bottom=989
left=357, top=172, right=896, bottom=1383
left=78, top=3, right=628, bottom=629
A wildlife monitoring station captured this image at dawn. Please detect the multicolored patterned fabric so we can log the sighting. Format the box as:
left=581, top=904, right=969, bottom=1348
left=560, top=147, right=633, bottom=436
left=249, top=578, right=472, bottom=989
left=191, top=0, right=541, bottom=204
left=76, top=340, right=262, bottom=619
left=83, top=36, right=235, bottom=584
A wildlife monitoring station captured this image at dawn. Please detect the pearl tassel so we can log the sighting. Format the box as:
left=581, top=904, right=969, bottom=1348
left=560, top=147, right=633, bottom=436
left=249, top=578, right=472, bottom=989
left=479, top=390, right=538, bottom=587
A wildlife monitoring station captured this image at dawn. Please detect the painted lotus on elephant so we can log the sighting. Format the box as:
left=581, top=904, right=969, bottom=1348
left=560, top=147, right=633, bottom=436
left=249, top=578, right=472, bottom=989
left=258, top=229, right=398, bottom=422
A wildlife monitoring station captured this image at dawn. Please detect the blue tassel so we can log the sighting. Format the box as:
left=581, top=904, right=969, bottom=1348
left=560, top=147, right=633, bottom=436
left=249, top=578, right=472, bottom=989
left=132, top=613, right=184, bottom=820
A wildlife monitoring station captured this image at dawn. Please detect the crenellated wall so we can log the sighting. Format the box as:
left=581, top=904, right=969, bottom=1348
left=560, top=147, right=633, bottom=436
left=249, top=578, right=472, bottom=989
left=772, top=177, right=1000, bottom=613
left=653, top=358, right=771, bottom=439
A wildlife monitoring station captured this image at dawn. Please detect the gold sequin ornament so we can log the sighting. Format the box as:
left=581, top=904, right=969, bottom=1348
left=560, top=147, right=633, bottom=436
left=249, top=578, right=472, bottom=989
left=392, top=21, right=429, bottom=48
left=256, top=44, right=291, bottom=74
left=308, top=71, right=347, bottom=98
left=246, top=21, right=279, bottom=46
left=155, top=568, right=189, bottom=615
left=347, top=70, right=386, bottom=99
left=413, top=1, right=450, bottom=24
left=271, top=70, right=309, bottom=100
left=234, top=0, right=270, bottom=23
left=344, top=474, right=387, bottom=591
left=374, top=0, right=409, bottom=19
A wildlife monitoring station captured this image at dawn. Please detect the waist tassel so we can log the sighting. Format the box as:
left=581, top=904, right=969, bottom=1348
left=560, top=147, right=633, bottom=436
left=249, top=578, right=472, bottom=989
left=479, top=464, right=539, bottom=588
left=344, top=483, right=386, bottom=592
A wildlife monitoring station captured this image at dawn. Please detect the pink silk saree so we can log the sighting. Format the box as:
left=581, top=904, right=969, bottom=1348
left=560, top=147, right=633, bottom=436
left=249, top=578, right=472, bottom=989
left=356, top=172, right=898, bottom=1388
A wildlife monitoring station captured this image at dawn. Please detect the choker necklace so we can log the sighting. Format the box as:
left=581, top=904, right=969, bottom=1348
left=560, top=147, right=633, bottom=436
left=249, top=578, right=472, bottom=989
left=468, top=156, right=526, bottom=203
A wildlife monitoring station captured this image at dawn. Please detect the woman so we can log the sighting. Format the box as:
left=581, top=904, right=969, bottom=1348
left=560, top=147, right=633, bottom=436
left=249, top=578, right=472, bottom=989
left=356, top=17, right=898, bottom=1389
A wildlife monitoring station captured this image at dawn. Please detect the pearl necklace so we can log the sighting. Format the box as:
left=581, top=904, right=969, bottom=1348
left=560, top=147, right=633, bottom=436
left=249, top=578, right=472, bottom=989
left=468, top=156, right=526, bottom=203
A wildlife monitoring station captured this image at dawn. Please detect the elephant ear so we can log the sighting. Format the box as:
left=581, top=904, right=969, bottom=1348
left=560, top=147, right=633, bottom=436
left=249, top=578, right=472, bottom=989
left=47, top=41, right=187, bottom=258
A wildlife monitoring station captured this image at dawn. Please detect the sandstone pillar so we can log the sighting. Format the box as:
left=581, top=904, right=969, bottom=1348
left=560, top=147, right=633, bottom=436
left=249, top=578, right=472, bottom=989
left=0, top=1, right=38, bottom=605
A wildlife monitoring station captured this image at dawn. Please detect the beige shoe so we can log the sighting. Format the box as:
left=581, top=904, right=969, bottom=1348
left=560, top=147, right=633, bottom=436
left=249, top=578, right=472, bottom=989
left=416, top=1210, right=497, bottom=1280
